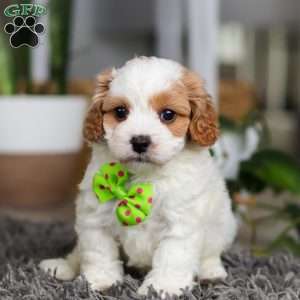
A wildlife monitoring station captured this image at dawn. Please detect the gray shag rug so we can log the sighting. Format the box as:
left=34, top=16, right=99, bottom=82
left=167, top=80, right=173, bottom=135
left=0, top=217, right=300, bottom=300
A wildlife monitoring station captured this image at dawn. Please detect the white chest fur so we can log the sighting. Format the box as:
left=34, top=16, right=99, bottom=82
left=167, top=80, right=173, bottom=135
left=77, top=144, right=227, bottom=268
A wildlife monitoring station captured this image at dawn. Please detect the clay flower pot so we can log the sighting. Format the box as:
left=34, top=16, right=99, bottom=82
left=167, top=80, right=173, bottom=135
left=0, top=96, right=88, bottom=210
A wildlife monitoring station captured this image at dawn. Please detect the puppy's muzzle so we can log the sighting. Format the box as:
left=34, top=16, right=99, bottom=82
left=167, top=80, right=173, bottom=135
left=130, top=135, right=151, bottom=154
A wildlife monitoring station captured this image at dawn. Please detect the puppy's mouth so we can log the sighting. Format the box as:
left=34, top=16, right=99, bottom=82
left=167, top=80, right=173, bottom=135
left=121, top=154, right=152, bottom=164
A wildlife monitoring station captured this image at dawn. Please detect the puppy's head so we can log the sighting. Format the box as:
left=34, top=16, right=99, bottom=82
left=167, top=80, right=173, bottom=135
left=84, top=57, right=219, bottom=165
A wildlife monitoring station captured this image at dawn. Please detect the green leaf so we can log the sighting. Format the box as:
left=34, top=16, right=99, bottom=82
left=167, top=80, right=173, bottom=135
left=0, top=27, right=16, bottom=94
left=239, top=149, right=300, bottom=194
left=49, top=0, right=73, bottom=94
left=239, top=170, right=267, bottom=193
left=283, top=203, right=300, bottom=234
left=268, top=234, right=300, bottom=256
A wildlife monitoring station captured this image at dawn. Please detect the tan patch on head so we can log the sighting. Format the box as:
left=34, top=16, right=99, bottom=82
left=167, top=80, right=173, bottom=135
left=150, top=85, right=191, bottom=137
left=83, top=69, right=114, bottom=143
left=83, top=100, right=103, bottom=143
left=182, top=69, right=219, bottom=146
left=102, top=96, right=130, bottom=129
left=150, top=70, right=219, bottom=145
left=102, top=96, right=130, bottom=112
left=83, top=70, right=131, bottom=143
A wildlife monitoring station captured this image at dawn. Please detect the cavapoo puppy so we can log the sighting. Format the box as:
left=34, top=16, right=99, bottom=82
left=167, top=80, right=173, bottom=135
left=40, top=56, right=237, bottom=296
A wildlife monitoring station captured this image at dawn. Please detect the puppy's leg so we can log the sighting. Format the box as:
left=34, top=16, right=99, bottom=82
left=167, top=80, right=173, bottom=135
left=199, top=234, right=227, bottom=280
left=200, top=204, right=237, bottom=280
left=199, top=256, right=227, bottom=280
left=79, top=228, right=123, bottom=291
left=39, top=244, right=80, bottom=280
left=138, top=233, right=201, bottom=296
left=74, top=190, right=124, bottom=290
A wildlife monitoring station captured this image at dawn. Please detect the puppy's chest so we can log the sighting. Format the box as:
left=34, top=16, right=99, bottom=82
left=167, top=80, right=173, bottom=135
left=113, top=184, right=167, bottom=264
left=113, top=173, right=187, bottom=264
left=116, top=209, right=165, bottom=267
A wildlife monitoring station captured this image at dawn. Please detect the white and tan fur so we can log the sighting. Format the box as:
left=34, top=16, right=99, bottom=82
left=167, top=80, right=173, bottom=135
left=40, top=57, right=237, bottom=296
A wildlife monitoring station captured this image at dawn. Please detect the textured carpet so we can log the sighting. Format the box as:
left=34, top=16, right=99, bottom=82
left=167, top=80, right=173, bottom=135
left=0, top=217, right=300, bottom=300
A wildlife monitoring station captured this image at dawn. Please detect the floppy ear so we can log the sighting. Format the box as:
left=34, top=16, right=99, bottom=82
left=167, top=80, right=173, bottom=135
left=182, top=70, right=219, bottom=146
left=83, top=69, right=114, bottom=143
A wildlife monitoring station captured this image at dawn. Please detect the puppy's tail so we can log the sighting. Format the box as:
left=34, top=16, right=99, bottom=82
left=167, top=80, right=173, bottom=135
left=39, top=244, right=80, bottom=280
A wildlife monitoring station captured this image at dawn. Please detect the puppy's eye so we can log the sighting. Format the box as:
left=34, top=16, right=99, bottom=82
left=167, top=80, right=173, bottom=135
left=114, top=106, right=129, bottom=121
left=159, top=109, right=176, bottom=123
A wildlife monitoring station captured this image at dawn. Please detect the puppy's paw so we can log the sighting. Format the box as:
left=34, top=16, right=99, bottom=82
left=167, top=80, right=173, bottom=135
left=39, top=258, right=76, bottom=280
left=138, top=273, right=194, bottom=297
left=199, top=257, right=227, bottom=281
left=84, top=268, right=123, bottom=291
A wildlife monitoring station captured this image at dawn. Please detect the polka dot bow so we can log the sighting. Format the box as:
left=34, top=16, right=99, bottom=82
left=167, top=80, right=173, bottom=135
left=93, top=162, right=154, bottom=226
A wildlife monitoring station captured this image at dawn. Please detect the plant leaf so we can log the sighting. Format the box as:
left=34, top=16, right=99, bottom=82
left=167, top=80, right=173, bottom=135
left=239, top=149, right=300, bottom=194
left=283, top=203, right=300, bottom=235
left=268, top=234, right=300, bottom=256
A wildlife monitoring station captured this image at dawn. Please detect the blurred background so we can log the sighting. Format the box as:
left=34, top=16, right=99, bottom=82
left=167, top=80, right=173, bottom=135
left=1, top=0, right=300, bottom=255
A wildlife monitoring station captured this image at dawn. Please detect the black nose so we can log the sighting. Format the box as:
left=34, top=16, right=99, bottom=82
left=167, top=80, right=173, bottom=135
left=130, top=135, right=151, bottom=154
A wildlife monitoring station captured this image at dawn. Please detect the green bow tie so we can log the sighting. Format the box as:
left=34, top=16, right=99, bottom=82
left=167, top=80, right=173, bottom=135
left=93, top=162, right=154, bottom=226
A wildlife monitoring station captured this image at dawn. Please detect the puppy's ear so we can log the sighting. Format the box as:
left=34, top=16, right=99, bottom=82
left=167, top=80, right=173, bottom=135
left=182, top=70, right=219, bottom=146
left=83, top=69, right=114, bottom=143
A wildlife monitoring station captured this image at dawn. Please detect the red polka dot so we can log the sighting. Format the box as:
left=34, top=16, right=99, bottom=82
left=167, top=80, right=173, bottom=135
left=125, top=210, right=131, bottom=216
left=109, top=162, right=116, bottom=166
left=105, top=174, right=109, bottom=180
left=137, top=188, right=143, bottom=194
left=136, top=217, right=142, bottom=223
left=99, top=185, right=105, bottom=190
left=148, top=197, right=153, bottom=204
left=118, top=171, right=125, bottom=177
left=135, top=204, right=141, bottom=209
left=118, top=200, right=128, bottom=206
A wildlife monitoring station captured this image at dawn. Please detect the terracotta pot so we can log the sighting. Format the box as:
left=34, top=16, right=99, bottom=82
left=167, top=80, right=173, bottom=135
left=0, top=96, right=88, bottom=210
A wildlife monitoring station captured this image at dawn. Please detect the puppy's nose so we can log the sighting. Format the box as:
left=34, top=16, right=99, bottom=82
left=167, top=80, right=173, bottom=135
left=130, top=135, right=151, bottom=154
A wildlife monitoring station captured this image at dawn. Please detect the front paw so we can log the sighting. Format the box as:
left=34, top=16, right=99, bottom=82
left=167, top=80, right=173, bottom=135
left=39, top=258, right=76, bottom=280
left=84, top=268, right=123, bottom=291
left=138, top=273, right=194, bottom=297
left=199, top=257, right=227, bottom=281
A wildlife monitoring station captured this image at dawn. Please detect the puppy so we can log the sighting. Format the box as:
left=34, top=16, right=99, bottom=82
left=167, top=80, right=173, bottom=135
left=40, top=57, right=237, bottom=296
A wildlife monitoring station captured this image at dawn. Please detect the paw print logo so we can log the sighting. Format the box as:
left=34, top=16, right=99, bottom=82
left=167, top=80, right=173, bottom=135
left=4, top=16, right=45, bottom=48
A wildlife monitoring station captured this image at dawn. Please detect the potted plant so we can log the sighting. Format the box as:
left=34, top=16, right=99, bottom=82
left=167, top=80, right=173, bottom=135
left=214, top=112, right=300, bottom=256
left=0, top=0, right=88, bottom=210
